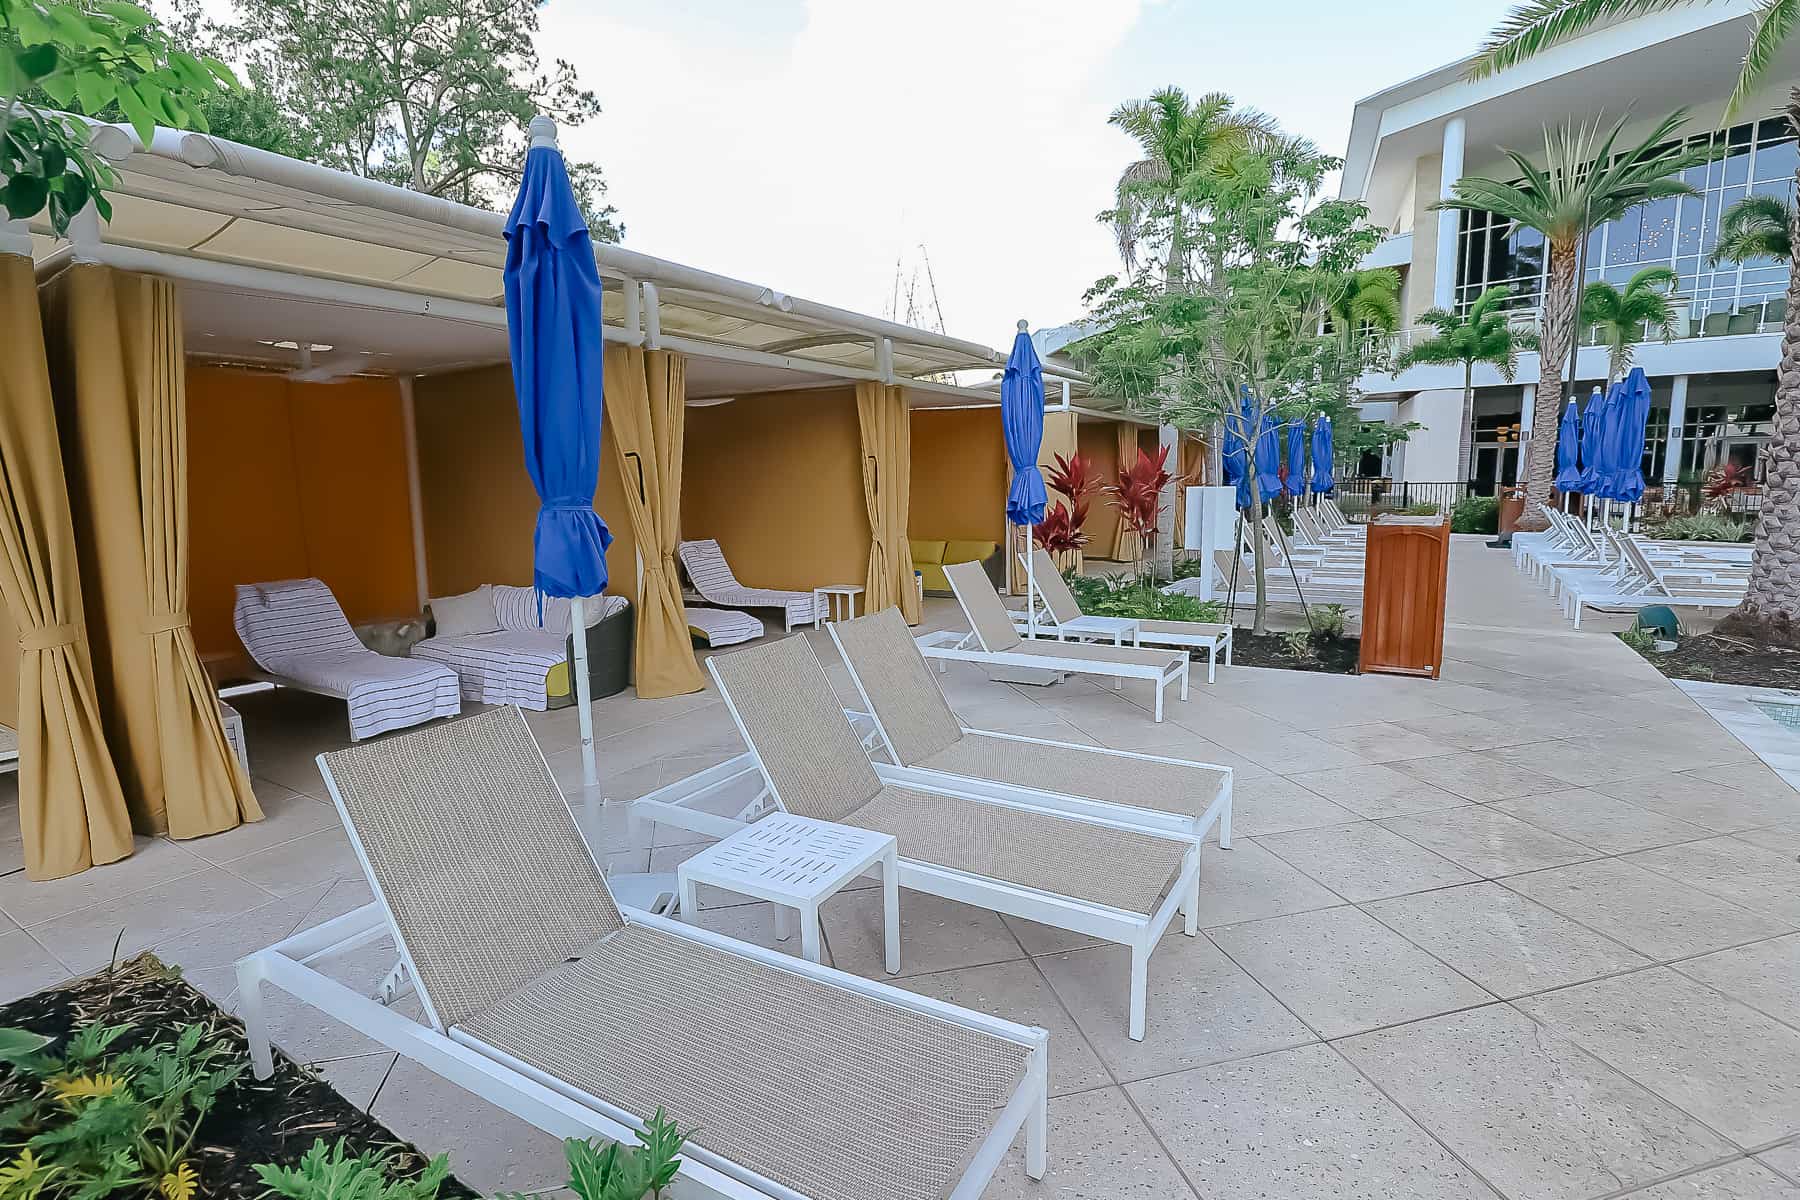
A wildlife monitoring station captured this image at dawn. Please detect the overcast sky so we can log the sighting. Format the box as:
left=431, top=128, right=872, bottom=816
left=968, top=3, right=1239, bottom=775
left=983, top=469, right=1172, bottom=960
left=540, top=0, right=1520, bottom=347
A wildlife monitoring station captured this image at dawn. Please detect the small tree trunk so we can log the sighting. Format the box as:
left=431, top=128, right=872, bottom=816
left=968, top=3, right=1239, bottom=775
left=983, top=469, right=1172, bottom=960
left=1456, top=362, right=1475, bottom=485
left=1717, top=92, right=1800, bottom=647
left=1246, top=471, right=1269, bottom=635
left=1518, top=236, right=1580, bottom=532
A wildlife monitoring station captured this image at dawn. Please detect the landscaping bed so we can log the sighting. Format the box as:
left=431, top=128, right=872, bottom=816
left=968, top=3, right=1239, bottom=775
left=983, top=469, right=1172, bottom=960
left=1224, top=629, right=1360, bottom=675
left=0, top=954, right=475, bottom=1200
left=1621, top=630, right=1800, bottom=689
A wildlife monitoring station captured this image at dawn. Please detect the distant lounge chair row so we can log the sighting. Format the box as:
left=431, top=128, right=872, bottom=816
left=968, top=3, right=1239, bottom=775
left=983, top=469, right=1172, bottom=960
left=240, top=606, right=1234, bottom=1198
left=1015, top=549, right=1233, bottom=682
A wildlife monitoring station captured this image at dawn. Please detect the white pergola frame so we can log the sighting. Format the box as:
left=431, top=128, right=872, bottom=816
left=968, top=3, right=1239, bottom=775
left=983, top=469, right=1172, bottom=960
left=237, top=748, right=1051, bottom=1200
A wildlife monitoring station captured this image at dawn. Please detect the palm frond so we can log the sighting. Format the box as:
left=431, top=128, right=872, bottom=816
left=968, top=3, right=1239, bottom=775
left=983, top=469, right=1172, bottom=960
left=1469, top=0, right=1685, bottom=80
left=1728, top=0, right=1798, bottom=118
left=1710, top=192, right=1795, bottom=264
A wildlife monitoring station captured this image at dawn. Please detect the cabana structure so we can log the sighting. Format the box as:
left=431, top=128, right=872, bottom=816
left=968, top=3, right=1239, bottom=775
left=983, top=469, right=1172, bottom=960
left=0, top=118, right=1172, bottom=876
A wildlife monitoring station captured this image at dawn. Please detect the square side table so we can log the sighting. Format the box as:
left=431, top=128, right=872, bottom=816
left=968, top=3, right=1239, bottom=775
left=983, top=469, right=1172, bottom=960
left=677, top=813, right=899, bottom=973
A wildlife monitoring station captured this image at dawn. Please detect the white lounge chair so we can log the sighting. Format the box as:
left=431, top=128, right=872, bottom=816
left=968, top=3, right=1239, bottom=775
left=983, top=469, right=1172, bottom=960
left=830, top=608, right=1233, bottom=855
left=928, top=560, right=1188, bottom=721
left=677, top=539, right=821, bottom=632
left=0, top=724, right=16, bottom=775
left=233, top=579, right=460, bottom=740
left=645, top=635, right=1200, bottom=1040
left=1019, top=549, right=1233, bottom=682
left=684, top=604, right=764, bottom=648
left=1563, top=532, right=1747, bottom=629
left=237, top=707, right=1049, bottom=1200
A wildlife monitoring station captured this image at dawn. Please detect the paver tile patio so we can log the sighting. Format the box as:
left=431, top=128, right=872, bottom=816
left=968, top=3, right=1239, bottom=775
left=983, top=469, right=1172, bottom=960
left=1672, top=933, right=1800, bottom=1028
left=982, top=1087, right=1200, bottom=1199
left=1618, top=1160, right=1800, bottom=1198
left=1256, top=820, right=1478, bottom=901
left=1390, top=749, right=1567, bottom=803
left=1490, top=788, right=1714, bottom=854
left=1378, top=804, right=1599, bottom=877
left=1287, top=760, right=1471, bottom=819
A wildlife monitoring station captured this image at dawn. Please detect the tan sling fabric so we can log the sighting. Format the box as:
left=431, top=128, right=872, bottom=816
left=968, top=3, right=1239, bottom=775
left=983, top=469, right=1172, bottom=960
left=0, top=256, right=133, bottom=879
left=604, top=346, right=705, bottom=697
left=943, top=559, right=1023, bottom=652
left=319, top=707, right=626, bottom=1028
left=463, top=925, right=1030, bottom=1200
left=920, top=733, right=1230, bottom=820
left=1030, top=548, right=1086, bottom=625
left=830, top=608, right=962, bottom=763
left=1112, top=422, right=1141, bottom=562
left=855, top=382, right=920, bottom=624
left=42, top=265, right=260, bottom=838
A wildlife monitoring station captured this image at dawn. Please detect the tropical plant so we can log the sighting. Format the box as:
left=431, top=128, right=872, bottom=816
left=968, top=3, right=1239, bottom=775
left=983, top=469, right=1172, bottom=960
left=1434, top=111, right=1706, bottom=527
left=1326, top=268, right=1403, bottom=354
left=1, top=0, right=235, bottom=234
left=1581, top=265, right=1681, bottom=381
left=503, top=1113, right=690, bottom=1200
left=1650, top=512, right=1753, bottom=542
left=1031, top=502, right=1087, bottom=557
left=1063, top=571, right=1223, bottom=623
left=213, top=0, right=620, bottom=235
left=0, top=1020, right=244, bottom=1200
left=1450, top=495, right=1502, bottom=534
left=1105, top=87, right=1284, bottom=283
left=254, top=1139, right=450, bottom=1200
left=1710, top=193, right=1794, bottom=267
left=1310, top=603, right=1350, bottom=640
left=1705, top=462, right=1755, bottom=500
left=1105, top=446, right=1174, bottom=580
left=1396, top=284, right=1536, bottom=481
left=1469, top=0, right=1800, bottom=644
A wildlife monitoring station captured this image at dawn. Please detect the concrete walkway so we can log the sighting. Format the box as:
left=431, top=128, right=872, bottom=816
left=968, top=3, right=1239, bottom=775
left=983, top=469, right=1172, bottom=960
left=3, top=536, right=1798, bottom=1199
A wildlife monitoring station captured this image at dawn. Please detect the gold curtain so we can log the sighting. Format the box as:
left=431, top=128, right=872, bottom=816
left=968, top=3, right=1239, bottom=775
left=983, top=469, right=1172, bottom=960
left=604, top=346, right=705, bottom=697
left=0, top=256, right=133, bottom=879
left=1112, top=422, right=1140, bottom=562
left=855, top=382, right=920, bottom=624
left=1172, top=433, right=1203, bottom=549
left=40, top=265, right=260, bottom=838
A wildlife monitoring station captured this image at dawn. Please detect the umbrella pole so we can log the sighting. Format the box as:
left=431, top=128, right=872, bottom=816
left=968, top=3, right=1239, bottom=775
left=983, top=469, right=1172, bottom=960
left=1026, top=531, right=1037, bottom=638
left=570, top=594, right=599, bottom=793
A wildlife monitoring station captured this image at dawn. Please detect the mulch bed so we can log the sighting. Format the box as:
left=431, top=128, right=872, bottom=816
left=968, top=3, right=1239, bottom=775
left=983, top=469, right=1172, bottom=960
left=0, top=954, right=475, bottom=1200
left=1623, top=630, right=1800, bottom=690
left=1225, top=632, right=1361, bottom=676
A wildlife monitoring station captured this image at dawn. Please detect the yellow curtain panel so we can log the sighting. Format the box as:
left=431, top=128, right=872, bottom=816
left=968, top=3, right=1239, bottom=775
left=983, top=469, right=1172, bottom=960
left=855, top=382, right=920, bottom=624
left=0, top=255, right=134, bottom=879
left=1112, top=422, right=1140, bottom=563
left=41, top=265, right=261, bottom=839
left=604, top=346, right=705, bottom=697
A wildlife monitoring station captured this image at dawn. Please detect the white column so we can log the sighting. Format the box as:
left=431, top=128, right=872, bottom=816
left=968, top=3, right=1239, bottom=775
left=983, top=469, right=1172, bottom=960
left=1518, top=384, right=1535, bottom=441
left=1156, top=423, right=1178, bottom=576
left=1662, top=374, right=1689, bottom=484
left=1434, top=116, right=1467, bottom=311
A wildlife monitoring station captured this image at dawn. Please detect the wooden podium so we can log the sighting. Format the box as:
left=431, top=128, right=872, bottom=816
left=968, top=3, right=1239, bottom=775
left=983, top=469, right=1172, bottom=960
left=1358, top=516, right=1451, bottom=679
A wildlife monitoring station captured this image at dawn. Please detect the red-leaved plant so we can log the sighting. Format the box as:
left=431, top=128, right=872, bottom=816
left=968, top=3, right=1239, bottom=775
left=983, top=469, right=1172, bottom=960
left=1105, top=446, right=1173, bottom=578
left=1703, top=462, right=1754, bottom=500
left=1035, top=452, right=1099, bottom=565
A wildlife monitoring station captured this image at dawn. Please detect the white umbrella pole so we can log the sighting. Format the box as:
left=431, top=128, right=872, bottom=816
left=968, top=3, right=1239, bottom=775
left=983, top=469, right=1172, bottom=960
left=570, top=594, right=598, bottom=790
left=1025, top=529, right=1037, bottom=637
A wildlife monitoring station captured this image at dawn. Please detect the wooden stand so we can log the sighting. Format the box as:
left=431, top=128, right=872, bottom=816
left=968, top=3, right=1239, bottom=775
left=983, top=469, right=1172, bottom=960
left=1358, top=516, right=1451, bottom=679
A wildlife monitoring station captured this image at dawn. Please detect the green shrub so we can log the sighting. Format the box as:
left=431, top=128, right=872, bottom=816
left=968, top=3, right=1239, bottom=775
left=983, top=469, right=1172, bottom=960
left=1280, top=629, right=1316, bottom=661
left=1647, top=513, right=1751, bottom=542
left=1398, top=502, right=1440, bottom=516
left=1309, top=604, right=1349, bottom=641
left=1449, top=496, right=1500, bottom=534
left=1065, top=572, right=1224, bottom=623
left=255, top=1140, right=449, bottom=1200
left=1618, top=627, right=1658, bottom=654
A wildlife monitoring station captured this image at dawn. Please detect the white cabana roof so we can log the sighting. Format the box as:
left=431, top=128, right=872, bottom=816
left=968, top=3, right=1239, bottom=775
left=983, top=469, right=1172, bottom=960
left=22, top=120, right=1114, bottom=409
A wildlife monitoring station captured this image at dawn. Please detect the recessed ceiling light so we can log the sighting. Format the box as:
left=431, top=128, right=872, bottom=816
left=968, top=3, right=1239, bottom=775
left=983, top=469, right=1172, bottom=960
left=257, top=339, right=335, bottom=352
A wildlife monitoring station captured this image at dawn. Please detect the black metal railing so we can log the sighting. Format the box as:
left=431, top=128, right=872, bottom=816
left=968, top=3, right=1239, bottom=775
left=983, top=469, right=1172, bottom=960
left=1332, top=479, right=1472, bottom=521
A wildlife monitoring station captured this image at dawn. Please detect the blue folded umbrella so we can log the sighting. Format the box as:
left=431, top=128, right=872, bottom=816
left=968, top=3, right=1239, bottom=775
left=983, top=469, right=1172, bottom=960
left=1577, top=386, right=1608, bottom=498
left=1250, top=399, right=1282, bottom=502
left=505, top=121, right=611, bottom=600
left=1002, top=325, right=1047, bottom=527
left=1285, top=421, right=1306, bottom=496
left=1310, top=416, right=1334, bottom=494
left=1608, top=367, right=1652, bottom=504
left=1553, top=399, right=1583, bottom=494
left=1224, top=391, right=1250, bottom=509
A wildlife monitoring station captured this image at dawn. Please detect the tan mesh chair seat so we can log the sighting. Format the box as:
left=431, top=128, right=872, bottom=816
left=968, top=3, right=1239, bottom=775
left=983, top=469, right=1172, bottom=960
left=1009, top=639, right=1184, bottom=671
left=917, top=733, right=1228, bottom=822
left=844, top=785, right=1184, bottom=915
left=461, top=925, right=1030, bottom=1200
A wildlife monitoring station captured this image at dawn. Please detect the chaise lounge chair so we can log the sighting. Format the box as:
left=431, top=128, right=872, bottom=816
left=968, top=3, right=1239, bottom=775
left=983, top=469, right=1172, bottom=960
left=236, top=707, right=1050, bottom=1200
left=0, top=724, right=15, bottom=775
left=925, top=560, right=1189, bottom=721
left=677, top=539, right=821, bottom=632
left=668, top=635, right=1199, bottom=1040
left=1018, top=549, right=1233, bottom=683
left=830, top=608, right=1233, bottom=855
left=233, top=579, right=460, bottom=740
left=684, top=604, right=765, bottom=648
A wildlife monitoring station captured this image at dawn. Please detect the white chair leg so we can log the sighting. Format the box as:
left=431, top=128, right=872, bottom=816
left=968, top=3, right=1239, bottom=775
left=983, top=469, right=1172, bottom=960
left=1179, top=664, right=1189, bottom=701
left=1184, top=865, right=1200, bottom=937
left=1128, top=945, right=1149, bottom=1042
left=1225, top=634, right=1233, bottom=667
left=236, top=957, right=274, bottom=1079
left=1219, top=797, right=1233, bottom=849
left=1154, top=685, right=1164, bottom=723
left=1207, top=644, right=1216, bottom=684
left=1026, top=1077, right=1048, bottom=1180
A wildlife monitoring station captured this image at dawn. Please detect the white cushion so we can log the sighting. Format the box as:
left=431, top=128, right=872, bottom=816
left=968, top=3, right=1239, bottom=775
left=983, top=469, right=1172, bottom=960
left=431, top=585, right=500, bottom=638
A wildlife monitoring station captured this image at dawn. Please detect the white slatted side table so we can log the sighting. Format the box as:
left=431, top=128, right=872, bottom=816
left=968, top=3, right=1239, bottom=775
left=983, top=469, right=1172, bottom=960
left=678, top=814, right=899, bottom=974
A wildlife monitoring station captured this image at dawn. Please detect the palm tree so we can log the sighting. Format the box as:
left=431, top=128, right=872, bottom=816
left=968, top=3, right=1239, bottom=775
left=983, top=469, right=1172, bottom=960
left=1471, top=0, right=1800, bottom=645
left=1107, top=88, right=1282, bottom=285
left=1434, top=112, right=1703, bottom=527
left=1326, top=268, right=1404, bottom=355
left=1582, top=265, right=1681, bottom=381
left=1396, top=285, right=1536, bottom=482
left=1711, top=194, right=1795, bottom=267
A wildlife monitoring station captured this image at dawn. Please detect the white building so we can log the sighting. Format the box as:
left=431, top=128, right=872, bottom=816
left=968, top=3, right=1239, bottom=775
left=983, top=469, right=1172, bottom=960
left=1343, top=2, right=1798, bottom=499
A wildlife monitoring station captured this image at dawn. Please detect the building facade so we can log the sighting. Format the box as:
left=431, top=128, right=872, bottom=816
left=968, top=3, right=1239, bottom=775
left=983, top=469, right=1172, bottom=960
left=1342, top=1, right=1796, bottom=498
